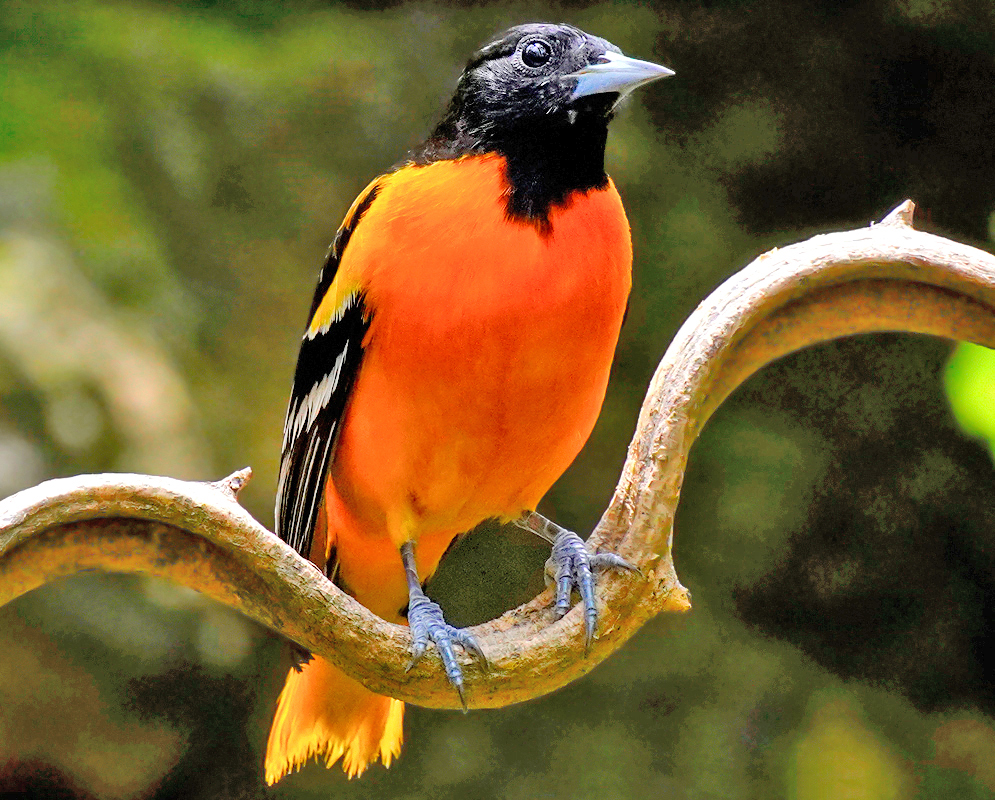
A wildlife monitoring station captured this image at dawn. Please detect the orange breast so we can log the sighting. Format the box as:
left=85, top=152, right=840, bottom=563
left=325, top=153, right=631, bottom=615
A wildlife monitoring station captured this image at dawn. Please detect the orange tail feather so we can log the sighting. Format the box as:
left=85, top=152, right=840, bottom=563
left=265, top=655, right=404, bottom=783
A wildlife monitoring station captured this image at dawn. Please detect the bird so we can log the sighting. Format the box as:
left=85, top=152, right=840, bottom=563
left=265, top=22, right=673, bottom=783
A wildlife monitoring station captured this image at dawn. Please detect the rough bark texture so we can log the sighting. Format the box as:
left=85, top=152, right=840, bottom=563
left=2, top=201, right=994, bottom=710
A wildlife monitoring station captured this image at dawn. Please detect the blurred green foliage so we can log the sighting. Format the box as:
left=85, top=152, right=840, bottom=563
left=2, top=1, right=995, bottom=798
left=946, top=344, right=995, bottom=457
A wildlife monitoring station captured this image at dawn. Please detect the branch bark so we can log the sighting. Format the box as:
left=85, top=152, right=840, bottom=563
left=2, top=201, right=994, bottom=709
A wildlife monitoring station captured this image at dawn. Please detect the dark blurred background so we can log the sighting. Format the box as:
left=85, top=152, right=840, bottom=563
left=2, top=0, right=995, bottom=797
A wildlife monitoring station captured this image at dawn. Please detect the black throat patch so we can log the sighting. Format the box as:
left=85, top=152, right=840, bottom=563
left=409, top=94, right=615, bottom=229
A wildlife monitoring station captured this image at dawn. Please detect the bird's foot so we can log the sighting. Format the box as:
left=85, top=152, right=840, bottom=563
left=405, top=587, right=487, bottom=709
left=516, top=511, right=640, bottom=650
left=548, top=529, right=641, bottom=650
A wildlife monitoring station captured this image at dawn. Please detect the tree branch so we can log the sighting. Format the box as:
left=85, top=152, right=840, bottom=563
left=2, top=201, right=994, bottom=709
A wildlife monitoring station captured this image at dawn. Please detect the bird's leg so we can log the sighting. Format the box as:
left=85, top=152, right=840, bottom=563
left=400, top=541, right=487, bottom=709
left=513, top=511, right=641, bottom=650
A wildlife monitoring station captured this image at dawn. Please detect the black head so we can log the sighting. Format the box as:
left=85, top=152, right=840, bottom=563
left=413, top=23, right=673, bottom=224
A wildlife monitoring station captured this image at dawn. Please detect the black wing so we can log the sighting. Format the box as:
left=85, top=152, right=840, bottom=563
left=274, top=179, right=382, bottom=559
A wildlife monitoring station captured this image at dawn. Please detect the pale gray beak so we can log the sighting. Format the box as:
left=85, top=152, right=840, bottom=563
left=569, top=50, right=675, bottom=100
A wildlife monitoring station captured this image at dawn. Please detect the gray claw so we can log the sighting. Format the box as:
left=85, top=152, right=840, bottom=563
left=590, top=552, right=643, bottom=578
left=405, top=588, right=483, bottom=709
left=546, top=530, right=642, bottom=651
left=453, top=628, right=489, bottom=669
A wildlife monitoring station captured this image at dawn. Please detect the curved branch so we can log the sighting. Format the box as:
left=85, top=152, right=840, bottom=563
left=3, top=201, right=995, bottom=709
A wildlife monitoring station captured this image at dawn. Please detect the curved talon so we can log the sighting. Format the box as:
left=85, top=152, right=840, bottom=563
left=405, top=587, right=484, bottom=710
left=453, top=627, right=489, bottom=669
left=545, top=528, right=642, bottom=651
left=399, top=540, right=485, bottom=708
left=590, top=551, right=643, bottom=579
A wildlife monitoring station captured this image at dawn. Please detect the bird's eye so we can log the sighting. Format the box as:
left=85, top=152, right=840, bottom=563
left=521, top=39, right=553, bottom=68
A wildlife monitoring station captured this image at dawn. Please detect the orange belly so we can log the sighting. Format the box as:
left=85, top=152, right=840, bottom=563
left=323, top=154, right=632, bottom=616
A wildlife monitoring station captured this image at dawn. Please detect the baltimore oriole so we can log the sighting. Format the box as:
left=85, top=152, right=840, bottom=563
left=265, top=23, right=673, bottom=783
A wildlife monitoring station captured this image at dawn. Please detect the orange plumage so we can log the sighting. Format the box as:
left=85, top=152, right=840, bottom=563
left=267, top=22, right=671, bottom=783
left=266, top=153, right=630, bottom=780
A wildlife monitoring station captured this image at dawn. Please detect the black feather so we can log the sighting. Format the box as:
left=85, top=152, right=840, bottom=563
left=411, top=23, right=618, bottom=225
left=274, top=183, right=379, bottom=560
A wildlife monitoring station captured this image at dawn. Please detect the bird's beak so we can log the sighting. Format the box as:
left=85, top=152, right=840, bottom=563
left=568, top=50, right=675, bottom=100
